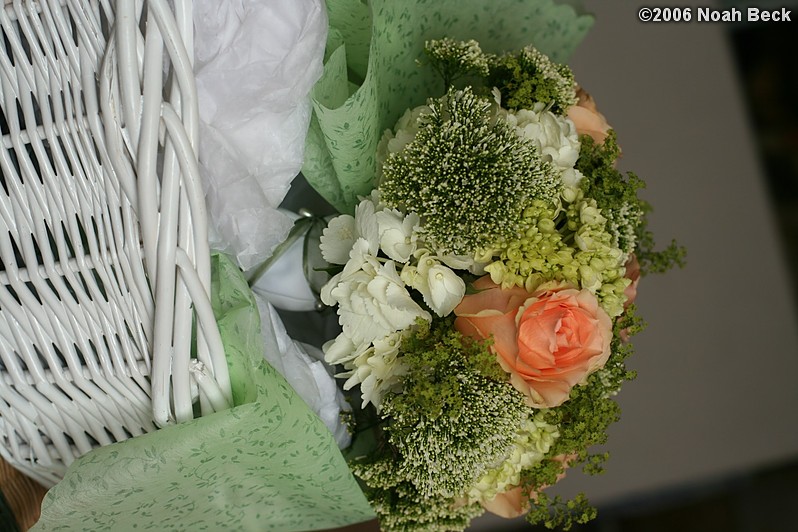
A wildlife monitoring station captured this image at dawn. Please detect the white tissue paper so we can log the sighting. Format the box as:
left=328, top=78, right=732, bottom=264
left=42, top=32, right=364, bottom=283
left=194, top=2, right=346, bottom=445
left=194, top=0, right=327, bottom=271
left=255, top=295, right=352, bottom=449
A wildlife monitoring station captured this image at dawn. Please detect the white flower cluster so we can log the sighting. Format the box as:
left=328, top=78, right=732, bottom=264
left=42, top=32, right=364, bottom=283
left=499, top=97, right=585, bottom=196
left=320, top=192, right=469, bottom=409
left=502, top=101, right=579, bottom=169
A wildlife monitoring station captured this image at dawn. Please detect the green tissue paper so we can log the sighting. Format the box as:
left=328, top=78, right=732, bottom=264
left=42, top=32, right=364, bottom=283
left=303, top=0, right=593, bottom=213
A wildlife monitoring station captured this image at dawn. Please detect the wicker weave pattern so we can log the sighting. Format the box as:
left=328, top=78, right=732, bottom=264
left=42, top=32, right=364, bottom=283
left=0, top=0, right=232, bottom=487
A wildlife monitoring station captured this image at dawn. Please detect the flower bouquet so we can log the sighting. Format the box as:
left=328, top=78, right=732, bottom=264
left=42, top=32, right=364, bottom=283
left=303, top=1, right=684, bottom=530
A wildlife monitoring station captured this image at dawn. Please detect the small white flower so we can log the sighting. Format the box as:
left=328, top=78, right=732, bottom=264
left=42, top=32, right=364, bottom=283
left=561, top=168, right=584, bottom=188
left=579, top=201, right=606, bottom=226
left=579, top=264, right=602, bottom=292
left=355, top=198, right=380, bottom=255
left=320, top=195, right=383, bottom=265
left=376, top=209, right=420, bottom=263
left=320, top=270, right=343, bottom=307
left=433, top=252, right=468, bottom=270
left=491, top=86, right=502, bottom=106
left=341, top=347, right=374, bottom=391
left=339, top=331, right=409, bottom=409
left=366, top=260, right=431, bottom=328
left=320, top=214, right=356, bottom=265
left=322, top=333, right=370, bottom=366
left=574, top=227, right=594, bottom=252
left=339, top=238, right=377, bottom=277
left=402, top=254, right=465, bottom=317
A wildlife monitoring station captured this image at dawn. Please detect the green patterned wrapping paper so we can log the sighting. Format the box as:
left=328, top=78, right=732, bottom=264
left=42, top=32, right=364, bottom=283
left=33, top=254, right=374, bottom=532
left=302, top=0, right=593, bottom=213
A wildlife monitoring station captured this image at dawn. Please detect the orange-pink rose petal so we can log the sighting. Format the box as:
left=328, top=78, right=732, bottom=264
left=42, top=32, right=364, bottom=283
left=454, top=277, right=613, bottom=408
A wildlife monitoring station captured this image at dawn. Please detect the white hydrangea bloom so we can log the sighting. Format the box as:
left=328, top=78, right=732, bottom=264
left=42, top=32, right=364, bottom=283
left=322, top=331, right=370, bottom=366
left=561, top=167, right=584, bottom=189
left=436, top=251, right=477, bottom=271
left=560, top=168, right=585, bottom=207
left=578, top=264, right=602, bottom=292
left=502, top=102, right=580, bottom=171
left=354, top=198, right=380, bottom=255
left=579, top=200, right=606, bottom=226
left=368, top=188, right=386, bottom=209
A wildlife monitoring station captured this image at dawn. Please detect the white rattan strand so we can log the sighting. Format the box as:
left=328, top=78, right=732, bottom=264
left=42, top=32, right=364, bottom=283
left=0, top=0, right=232, bottom=486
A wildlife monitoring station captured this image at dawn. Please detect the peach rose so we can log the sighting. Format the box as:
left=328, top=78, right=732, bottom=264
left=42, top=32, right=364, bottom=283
left=567, top=88, right=611, bottom=145
left=454, top=277, right=612, bottom=408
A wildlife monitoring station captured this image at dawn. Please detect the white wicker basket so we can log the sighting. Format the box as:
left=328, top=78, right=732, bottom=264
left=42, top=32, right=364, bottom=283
left=0, top=0, right=232, bottom=487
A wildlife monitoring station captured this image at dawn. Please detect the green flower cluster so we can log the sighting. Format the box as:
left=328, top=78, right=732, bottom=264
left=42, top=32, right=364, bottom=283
left=518, top=310, right=643, bottom=530
left=352, top=319, right=533, bottom=529
left=525, top=492, right=597, bottom=531
left=577, top=131, right=686, bottom=273
left=381, top=319, right=527, bottom=498
left=482, top=199, right=571, bottom=288
left=576, top=132, right=643, bottom=256
left=483, top=195, right=628, bottom=318
left=488, top=46, right=578, bottom=115
left=385, top=372, right=528, bottom=499
left=468, top=411, right=559, bottom=502
left=380, top=87, right=559, bottom=255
